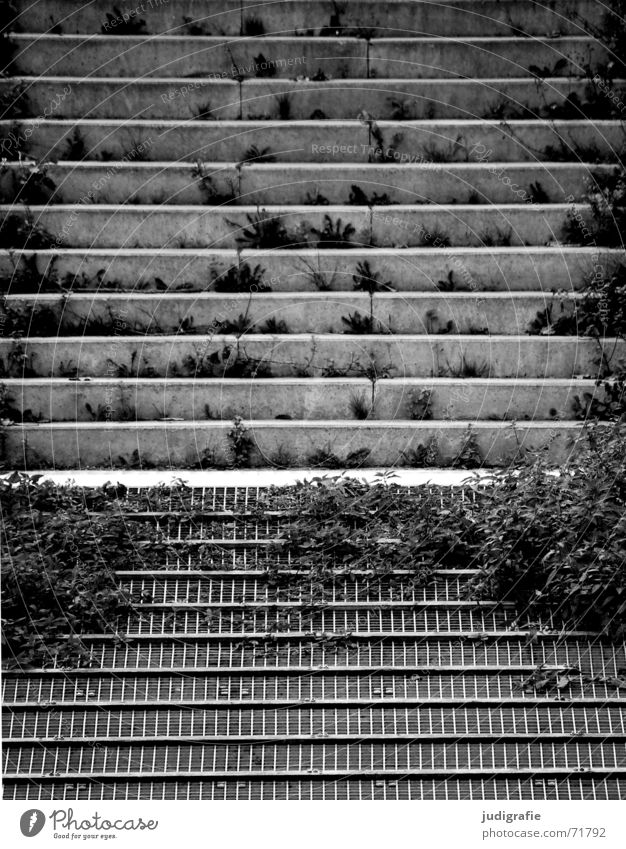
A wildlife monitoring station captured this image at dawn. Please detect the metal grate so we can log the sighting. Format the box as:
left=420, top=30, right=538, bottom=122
left=69, top=637, right=626, bottom=672
left=4, top=484, right=626, bottom=800
left=5, top=740, right=626, bottom=776
left=5, top=671, right=626, bottom=706
left=118, top=574, right=477, bottom=604
left=6, top=705, right=626, bottom=741
left=121, top=607, right=517, bottom=636
left=4, top=776, right=626, bottom=801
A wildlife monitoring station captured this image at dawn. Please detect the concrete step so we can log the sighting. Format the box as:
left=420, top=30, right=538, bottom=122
left=7, top=119, right=622, bottom=163
left=0, top=204, right=590, bottom=248
left=3, top=77, right=613, bottom=120
left=2, top=247, right=611, bottom=293
left=0, top=161, right=605, bottom=206
left=1, top=334, right=617, bottom=379
left=2, top=376, right=599, bottom=422
left=1, top=291, right=576, bottom=335
left=10, top=34, right=602, bottom=80
left=8, top=0, right=600, bottom=38
left=3, top=418, right=587, bottom=469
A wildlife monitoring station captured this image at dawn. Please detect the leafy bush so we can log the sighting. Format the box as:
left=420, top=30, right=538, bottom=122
left=0, top=475, right=168, bottom=668
left=3, top=426, right=625, bottom=673
left=470, top=425, right=626, bottom=639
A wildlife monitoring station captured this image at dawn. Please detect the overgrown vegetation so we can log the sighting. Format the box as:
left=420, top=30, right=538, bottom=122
left=0, top=475, right=165, bottom=668
left=2, top=425, right=626, bottom=671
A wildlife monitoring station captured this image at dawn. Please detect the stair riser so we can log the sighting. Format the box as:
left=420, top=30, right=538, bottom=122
left=1, top=293, right=573, bottom=335
left=1, top=248, right=608, bottom=292
left=5, top=378, right=598, bottom=422
left=9, top=0, right=601, bottom=37
left=3, top=79, right=612, bottom=121
left=3, top=420, right=587, bottom=468
left=11, top=36, right=602, bottom=80
left=0, top=205, right=588, bottom=248
left=7, top=119, right=622, bottom=163
left=0, top=336, right=615, bottom=379
left=1, top=162, right=603, bottom=206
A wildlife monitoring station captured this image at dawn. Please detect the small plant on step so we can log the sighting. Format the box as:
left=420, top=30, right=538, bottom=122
left=258, top=317, right=289, bottom=334
left=349, top=391, right=371, bottom=420
left=564, top=167, right=626, bottom=248
left=407, top=388, right=433, bottom=420
left=434, top=270, right=459, bottom=292
left=241, top=145, right=276, bottom=164
left=215, top=313, right=254, bottom=335
left=480, top=226, right=513, bottom=247
left=298, top=255, right=338, bottom=291
left=102, top=6, right=146, bottom=33
left=194, top=102, right=214, bottom=120
left=307, top=445, right=343, bottom=468
left=232, top=210, right=294, bottom=249
left=341, top=310, right=376, bottom=334
left=526, top=300, right=577, bottom=336
left=211, top=262, right=270, bottom=293
left=420, top=229, right=451, bottom=248
left=0, top=210, right=56, bottom=249
left=270, top=445, right=297, bottom=468
left=348, top=185, right=391, bottom=206
left=425, top=309, right=455, bottom=335
left=352, top=260, right=394, bottom=293
left=444, top=356, right=490, bottom=378
left=183, top=16, right=209, bottom=35
left=4, top=158, right=56, bottom=204
left=451, top=425, right=482, bottom=469
left=276, top=94, right=292, bottom=120
left=3, top=252, right=59, bottom=294
left=64, top=127, right=87, bottom=160
left=572, top=373, right=626, bottom=421
left=388, top=99, right=413, bottom=120
left=1, top=122, right=28, bottom=161
left=243, top=16, right=265, bottom=35
left=528, top=180, right=550, bottom=203
left=227, top=416, right=255, bottom=468
left=193, top=161, right=236, bottom=204
left=0, top=82, right=29, bottom=120
left=401, top=436, right=440, bottom=467
left=304, top=190, right=330, bottom=205
left=311, top=215, right=356, bottom=248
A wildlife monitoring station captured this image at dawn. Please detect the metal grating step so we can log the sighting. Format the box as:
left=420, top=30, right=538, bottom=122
left=120, top=607, right=519, bottom=636
left=5, top=740, right=626, bottom=777
left=119, top=574, right=478, bottom=604
left=72, top=637, right=626, bottom=671
left=4, top=672, right=626, bottom=706
left=5, top=705, right=626, bottom=742
left=4, top=776, right=626, bottom=801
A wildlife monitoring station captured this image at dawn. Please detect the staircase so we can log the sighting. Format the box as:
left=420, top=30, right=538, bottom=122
left=2, top=0, right=626, bottom=802
left=2, top=0, right=625, bottom=469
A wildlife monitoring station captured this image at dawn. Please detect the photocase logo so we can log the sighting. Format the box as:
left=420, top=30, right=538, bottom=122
left=20, top=810, right=46, bottom=837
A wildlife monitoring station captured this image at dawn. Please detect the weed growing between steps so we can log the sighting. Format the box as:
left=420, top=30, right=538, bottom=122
left=2, top=424, right=625, bottom=670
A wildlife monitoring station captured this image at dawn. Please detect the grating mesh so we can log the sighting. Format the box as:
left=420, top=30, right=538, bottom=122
left=4, top=485, right=626, bottom=800
left=5, top=705, right=626, bottom=741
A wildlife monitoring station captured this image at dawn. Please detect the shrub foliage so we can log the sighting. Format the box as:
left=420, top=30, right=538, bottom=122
left=2, top=426, right=626, bottom=670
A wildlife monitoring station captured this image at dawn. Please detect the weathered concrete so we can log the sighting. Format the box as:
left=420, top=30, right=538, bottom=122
left=8, top=0, right=602, bottom=37
left=0, top=335, right=618, bottom=379
left=1, top=290, right=577, bottom=335
left=0, top=203, right=587, bottom=248
left=0, top=161, right=604, bottom=205
left=4, top=119, right=622, bottom=163
left=4, top=376, right=600, bottom=422
left=2, top=246, right=612, bottom=291
left=5, top=418, right=587, bottom=468
left=10, top=35, right=603, bottom=80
